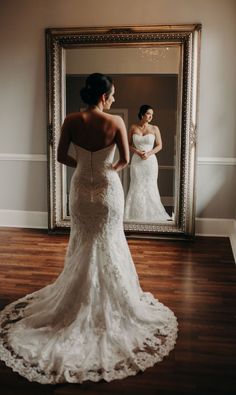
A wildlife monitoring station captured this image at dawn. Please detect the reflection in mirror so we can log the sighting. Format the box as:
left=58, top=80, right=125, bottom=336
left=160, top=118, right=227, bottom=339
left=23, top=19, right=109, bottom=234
left=124, top=105, right=173, bottom=223
left=64, top=46, right=180, bottom=226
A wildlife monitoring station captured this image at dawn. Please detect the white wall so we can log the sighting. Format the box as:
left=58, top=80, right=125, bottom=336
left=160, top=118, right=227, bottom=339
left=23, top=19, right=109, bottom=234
left=0, top=0, right=235, bottom=231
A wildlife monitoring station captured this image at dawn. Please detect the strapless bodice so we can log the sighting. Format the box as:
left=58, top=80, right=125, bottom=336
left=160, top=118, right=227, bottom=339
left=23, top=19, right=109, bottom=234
left=132, top=133, right=155, bottom=151
left=74, top=143, right=116, bottom=166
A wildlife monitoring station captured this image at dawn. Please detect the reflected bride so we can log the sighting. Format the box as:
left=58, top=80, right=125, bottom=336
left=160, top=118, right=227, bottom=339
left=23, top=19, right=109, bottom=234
left=124, top=105, right=171, bottom=223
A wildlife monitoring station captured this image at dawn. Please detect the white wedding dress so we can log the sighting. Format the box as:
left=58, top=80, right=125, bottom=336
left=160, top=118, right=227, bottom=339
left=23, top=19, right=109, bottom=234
left=0, top=143, right=177, bottom=384
left=124, top=134, right=171, bottom=222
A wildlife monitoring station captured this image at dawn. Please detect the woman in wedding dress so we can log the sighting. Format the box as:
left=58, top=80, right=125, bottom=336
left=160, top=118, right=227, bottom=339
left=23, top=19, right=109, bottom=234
left=0, top=75, right=177, bottom=384
left=124, top=105, right=171, bottom=222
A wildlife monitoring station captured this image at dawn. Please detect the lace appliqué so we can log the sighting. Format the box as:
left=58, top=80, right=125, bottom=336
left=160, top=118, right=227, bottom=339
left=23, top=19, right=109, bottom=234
left=0, top=295, right=177, bottom=384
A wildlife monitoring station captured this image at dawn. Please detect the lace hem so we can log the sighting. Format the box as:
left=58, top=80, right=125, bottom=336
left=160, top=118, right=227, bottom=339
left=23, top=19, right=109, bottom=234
left=0, top=298, right=178, bottom=384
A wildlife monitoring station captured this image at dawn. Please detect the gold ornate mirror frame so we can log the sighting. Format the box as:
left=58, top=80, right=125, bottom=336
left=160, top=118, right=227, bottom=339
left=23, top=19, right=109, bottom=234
left=46, top=24, right=201, bottom=238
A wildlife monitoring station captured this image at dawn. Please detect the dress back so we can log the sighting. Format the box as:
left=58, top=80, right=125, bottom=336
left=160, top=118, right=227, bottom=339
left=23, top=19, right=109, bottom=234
left=69, top=143, right=124, bottom=242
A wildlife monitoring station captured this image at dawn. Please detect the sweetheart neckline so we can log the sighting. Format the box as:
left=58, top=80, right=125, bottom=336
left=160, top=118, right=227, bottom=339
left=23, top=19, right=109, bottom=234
left=133, top=133, right=155, bottom=138
left=73, top=143, right=116, bottom=153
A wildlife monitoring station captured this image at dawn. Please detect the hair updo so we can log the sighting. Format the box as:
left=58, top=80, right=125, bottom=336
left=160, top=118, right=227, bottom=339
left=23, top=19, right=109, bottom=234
left=80, top=73, right=113, bottom=105
left=138, top=104, right=154, bottom=120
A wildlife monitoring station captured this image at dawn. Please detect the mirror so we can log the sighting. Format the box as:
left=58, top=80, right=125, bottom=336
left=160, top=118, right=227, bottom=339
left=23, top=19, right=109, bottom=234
left=46, top=25, right=201, bottom=238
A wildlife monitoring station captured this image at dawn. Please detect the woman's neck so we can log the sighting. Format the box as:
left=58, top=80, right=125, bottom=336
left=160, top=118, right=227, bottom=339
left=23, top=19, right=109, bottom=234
left=139, top=120, right=148, bottom=129
left=89, top=103, right=103, bottom=112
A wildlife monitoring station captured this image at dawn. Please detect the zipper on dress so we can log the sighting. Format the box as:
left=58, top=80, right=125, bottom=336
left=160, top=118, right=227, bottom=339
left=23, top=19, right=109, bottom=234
left=90, top=152, right=94, bottom=202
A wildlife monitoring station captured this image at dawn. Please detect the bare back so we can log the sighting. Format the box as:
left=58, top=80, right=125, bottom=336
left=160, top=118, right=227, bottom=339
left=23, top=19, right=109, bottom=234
left=57, top=109, right=129, bottom=169
left=68, top=111, right=119, bottom=151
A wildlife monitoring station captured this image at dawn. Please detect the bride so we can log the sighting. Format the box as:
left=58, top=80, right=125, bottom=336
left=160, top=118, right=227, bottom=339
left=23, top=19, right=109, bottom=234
left=0, top=74, right=177, bottom=384
left=124, top=105, right=171, bottom=222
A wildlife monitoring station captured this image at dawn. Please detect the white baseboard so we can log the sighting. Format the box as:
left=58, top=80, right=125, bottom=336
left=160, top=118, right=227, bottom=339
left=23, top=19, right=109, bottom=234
left=229, top=220, right=236, bottom=263
left=196, top=217, right=236, bottom=262
left=0, top=209, right=48, bottom=229
left=196, top=217, right=234, bottom=236
left=0, top=210, right=235, bottom=262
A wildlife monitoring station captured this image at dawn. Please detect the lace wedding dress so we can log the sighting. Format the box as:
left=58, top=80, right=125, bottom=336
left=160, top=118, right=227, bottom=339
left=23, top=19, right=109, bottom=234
left=124, top=134, right=171, bottom=222
left=0, top=143, right=177, bottom=384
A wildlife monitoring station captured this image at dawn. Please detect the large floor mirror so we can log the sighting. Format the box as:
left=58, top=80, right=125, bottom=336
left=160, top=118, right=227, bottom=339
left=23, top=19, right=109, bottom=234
left=46, top=25, right=201, bottom=238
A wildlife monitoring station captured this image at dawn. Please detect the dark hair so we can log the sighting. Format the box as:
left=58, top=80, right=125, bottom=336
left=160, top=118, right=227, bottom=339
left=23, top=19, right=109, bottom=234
left=80, top=73, right=113, bottom=105
left=138, top=104, right=153, bottom=120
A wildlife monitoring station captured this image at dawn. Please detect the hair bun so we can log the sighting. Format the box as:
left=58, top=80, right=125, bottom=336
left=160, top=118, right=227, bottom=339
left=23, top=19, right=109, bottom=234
left=80, top=73, right=113, bottom=106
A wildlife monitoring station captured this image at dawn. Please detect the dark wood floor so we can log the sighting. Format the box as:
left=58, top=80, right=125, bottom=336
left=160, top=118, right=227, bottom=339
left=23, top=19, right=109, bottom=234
left=0, top=228, right=235, bottom=395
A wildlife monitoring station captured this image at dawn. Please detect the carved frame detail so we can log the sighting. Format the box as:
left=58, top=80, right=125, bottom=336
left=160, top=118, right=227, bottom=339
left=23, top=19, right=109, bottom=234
left=46, top=24, right=201, bottom=238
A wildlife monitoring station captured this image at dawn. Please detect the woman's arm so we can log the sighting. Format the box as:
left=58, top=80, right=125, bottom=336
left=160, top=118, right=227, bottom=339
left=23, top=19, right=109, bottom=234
left=57, top=117, right=77, bottom=167
left=112, top=117, right=130, bottom=171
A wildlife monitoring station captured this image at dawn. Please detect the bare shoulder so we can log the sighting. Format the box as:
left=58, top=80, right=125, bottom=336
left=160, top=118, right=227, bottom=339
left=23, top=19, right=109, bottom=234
left=108, top=114, right=126, bottom=128
left=129, top=123, right=139, bottom=133
left=152, top=124, right=161, bottom=135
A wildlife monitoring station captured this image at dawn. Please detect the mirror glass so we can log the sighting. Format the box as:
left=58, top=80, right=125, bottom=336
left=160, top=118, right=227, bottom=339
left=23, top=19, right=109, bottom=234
left=64, top=46, right=181, bottom=225
left=46, top=25, right=201, bottom=237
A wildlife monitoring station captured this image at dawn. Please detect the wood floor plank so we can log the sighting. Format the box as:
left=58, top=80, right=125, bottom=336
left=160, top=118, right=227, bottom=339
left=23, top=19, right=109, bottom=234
left=0, top=227, right=235, bottom=394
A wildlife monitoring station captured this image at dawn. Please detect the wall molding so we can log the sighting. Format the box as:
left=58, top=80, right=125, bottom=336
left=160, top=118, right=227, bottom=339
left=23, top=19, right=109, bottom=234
left=0, top=154, right=235, bottom=166
left=0, top=154, right=47, bottom=162
left=197, top=157, right=236, bottom=166
left=159, top=165, right=175, bottom=170
left=0, top=210, right=235, bottom=262
left=162, top=196, right=174, bottom=206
